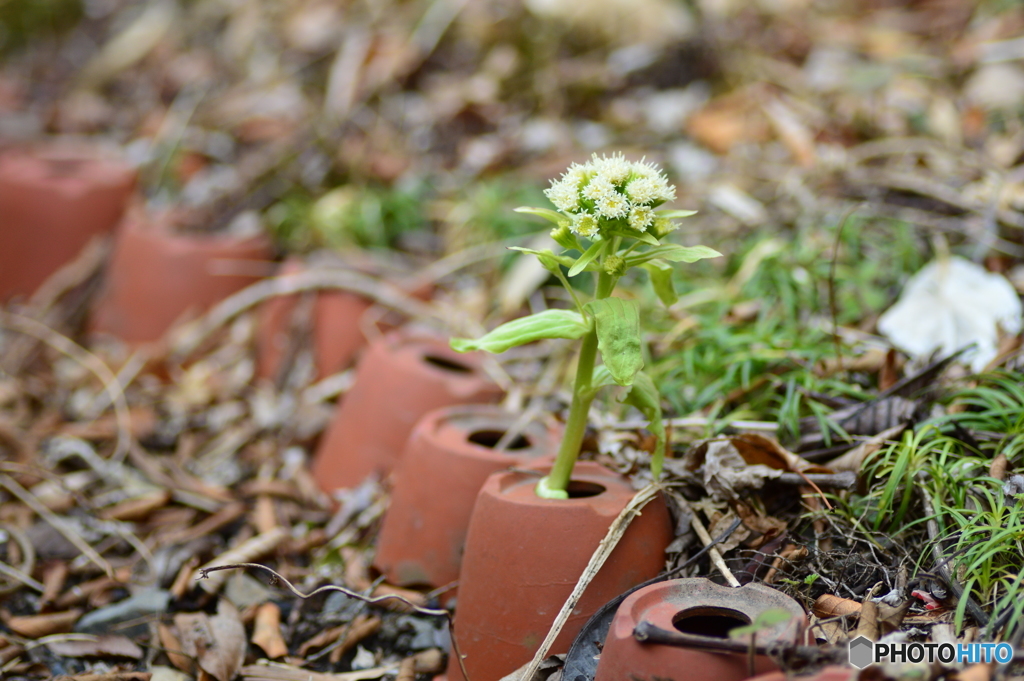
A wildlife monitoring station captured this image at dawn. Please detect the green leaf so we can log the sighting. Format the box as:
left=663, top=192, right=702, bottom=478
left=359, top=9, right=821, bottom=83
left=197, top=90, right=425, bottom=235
left=550, top=226, right=582, bottom=252
left=622, top=371, right=666, bottom=479
left=451, top=309, right=591, bottom=354
left=641, top=260, right=677, bottom=306
left=656, top=209, right=698, bottom=219
left=607, top=226, right=660, bottom=246
left=514, top=206, right=565, bottom=225
left=508, top=247, right=575, bottom=274
left=584, top=298, right=643, bottom=386
left=592, top=368, right=667, bottom=479
left=568, top=239, right=604, bottom=277
left=625, top=244, right=722, bottom=268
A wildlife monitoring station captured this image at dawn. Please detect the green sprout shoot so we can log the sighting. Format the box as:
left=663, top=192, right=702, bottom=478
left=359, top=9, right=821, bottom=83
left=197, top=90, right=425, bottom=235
left=452, top=153, right=721, bottom=498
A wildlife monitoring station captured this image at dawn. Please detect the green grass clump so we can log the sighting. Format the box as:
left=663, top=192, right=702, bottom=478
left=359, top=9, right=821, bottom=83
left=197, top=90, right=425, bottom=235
left=649, top=216, right=925, bottom=438
left=266, top=184, right=428, bottom=252
left=843, top=374, right=1024, bottom=634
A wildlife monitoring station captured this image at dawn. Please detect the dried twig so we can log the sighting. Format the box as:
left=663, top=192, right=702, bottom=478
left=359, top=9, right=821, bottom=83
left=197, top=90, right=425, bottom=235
left=170, top=269, right=442, bottom=361
left=0, top=474, right=114, bottom=578
left=674, top=494, right=742, bottom=588
left=513, top=483, right=664, bottom=681
left=0, top=312, right=133, bottom=465
left=196, top=563, right=471, bottom=681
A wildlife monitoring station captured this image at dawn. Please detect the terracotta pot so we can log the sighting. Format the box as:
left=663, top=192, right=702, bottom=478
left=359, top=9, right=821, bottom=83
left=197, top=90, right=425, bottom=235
left=746, top=666, right=855, bottom=681
left=0, top=144, right=136, bottom=302
left=447, top=462, right=674, bottom=681
left=374, top=404, right=561, bottom=592
left=311, top=332, right=503, bottom=492
left=90, top=208, right=273, bottom=344
left=255, top=257, right=372, bottom=381
left=593, top=578, right=807, bottom=681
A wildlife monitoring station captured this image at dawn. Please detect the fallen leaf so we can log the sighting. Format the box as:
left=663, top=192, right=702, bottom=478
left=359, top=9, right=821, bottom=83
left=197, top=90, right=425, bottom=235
left=174, top=600, right=246, bottom=681
left=251, top=603, right=288, bottom=659
left=46, top=634, right=143, bottom=659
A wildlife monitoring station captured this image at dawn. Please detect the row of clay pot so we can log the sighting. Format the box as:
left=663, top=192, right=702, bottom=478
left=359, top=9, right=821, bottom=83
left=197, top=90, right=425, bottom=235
left=0, top=142, right=274, bottom=345
left=7, top=143, right=830, bottom=679
left=306, top=331, right=820, bottom=680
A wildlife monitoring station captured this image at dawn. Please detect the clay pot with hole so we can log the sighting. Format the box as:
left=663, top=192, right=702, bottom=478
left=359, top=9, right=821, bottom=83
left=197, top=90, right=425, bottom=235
left=255, top=257, right=435, bottom=383
left=593, top=578, right=807, bottom=681
left=374, top=404, right=561, bottom=595
left=255, top=257, right=372, bottom=382
left=310, top=332, right=503, bottom=493
left=446, top=461, right=673, bottom=681
left=90, top=207, right=273, bottom=344
left=0, top=144, right=136, bottom=302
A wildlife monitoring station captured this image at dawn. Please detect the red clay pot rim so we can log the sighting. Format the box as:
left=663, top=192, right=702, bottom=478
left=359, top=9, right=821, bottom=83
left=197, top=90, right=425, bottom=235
left=0, top=144, right=136, bottom=198
left=425, top=404, right=554, bottom=462
left=129, top=209, right=270, bottom=247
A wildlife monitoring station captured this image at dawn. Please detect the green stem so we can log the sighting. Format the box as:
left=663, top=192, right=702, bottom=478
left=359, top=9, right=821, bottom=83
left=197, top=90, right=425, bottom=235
left=540, top=259, right=618, bottom=497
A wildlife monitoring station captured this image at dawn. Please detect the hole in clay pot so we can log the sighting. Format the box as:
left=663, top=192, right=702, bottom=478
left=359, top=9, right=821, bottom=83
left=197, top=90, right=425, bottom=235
left=565, top=481, right=606, bottom=498
left=46, top=158, right=86, bottom=176
left=423, top=355, right=473, bottom=373
left=672, top=607, right=751, bottom=639
left=468, top=430, right=531, bottom=450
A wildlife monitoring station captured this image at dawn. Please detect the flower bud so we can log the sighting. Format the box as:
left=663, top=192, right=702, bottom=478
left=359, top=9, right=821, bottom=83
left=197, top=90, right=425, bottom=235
left=651, top=217, right=678, bottom=239
left=550, top=222, right=580, bottom=251
left=603, top=255, right=626, bottom=277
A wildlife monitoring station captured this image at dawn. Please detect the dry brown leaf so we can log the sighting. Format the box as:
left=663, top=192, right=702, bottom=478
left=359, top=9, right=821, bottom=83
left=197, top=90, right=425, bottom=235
left=174, top=600, right=246, bottom=681
left=990, top=452, right=1008, bottom=481
left=826, top=424, right=907, bottom=473
left=157, top=621, right=193, bottom=674
left=297, top=625, right=344, bottom=657
left=251, top=603, right=288, bottom=660
left=99, top=490, right=172, bottom=521
left=3, top=609, right=81, bottom=638
left=45, top=634, right=143, bottom=659
left=812, top=593, right=861, bottom=619
left=329, top=614, right=381, bottom=664
left=854, top=582, right=883, bottom=641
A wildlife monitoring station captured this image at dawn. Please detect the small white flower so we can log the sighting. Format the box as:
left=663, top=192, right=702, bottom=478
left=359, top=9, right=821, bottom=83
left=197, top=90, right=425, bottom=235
left=628, top=205, right=655, bottom=231
left=545, top=177, right=580, bottom=212
left=650, top=175, right=677, bottom=202
left=582, top=177, right=616, bottom=202
left=590, top=152, right=632, bottom=185
left=624, top=177, right=660, bottom=205
left=562, top=162, right=588, bottom=185
left=630, top=158, right=661, bottom=180
left=596, top=192, right=630, bottom=219
left=571, top=211, right=599, bottom=237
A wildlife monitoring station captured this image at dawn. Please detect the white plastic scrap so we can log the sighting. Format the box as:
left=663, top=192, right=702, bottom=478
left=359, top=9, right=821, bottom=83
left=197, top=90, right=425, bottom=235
left=878, top=256, right=1023, bottom=372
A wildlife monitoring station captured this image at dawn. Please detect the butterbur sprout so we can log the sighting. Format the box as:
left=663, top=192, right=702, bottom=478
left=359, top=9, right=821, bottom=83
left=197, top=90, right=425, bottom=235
left=452, top=152, right=720, bottom=498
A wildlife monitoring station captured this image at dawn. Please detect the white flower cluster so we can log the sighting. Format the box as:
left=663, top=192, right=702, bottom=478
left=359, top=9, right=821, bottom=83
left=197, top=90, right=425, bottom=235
left=544, top=153, right=676, bottom=237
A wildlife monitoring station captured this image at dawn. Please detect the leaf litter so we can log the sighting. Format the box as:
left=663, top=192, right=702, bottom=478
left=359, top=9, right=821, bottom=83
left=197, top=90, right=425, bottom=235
left=2, top=0, right=1024, bottom=680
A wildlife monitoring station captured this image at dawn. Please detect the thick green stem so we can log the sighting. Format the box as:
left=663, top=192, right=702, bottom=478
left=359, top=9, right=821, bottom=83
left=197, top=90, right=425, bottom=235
left=540, top=264, right=617, bottom=497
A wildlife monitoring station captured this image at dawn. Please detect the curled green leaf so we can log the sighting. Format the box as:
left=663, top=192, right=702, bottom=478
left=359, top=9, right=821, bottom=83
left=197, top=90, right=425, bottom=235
left=625, top=244, right=722, bottom=268
left=450, top=309, right=591, bottom=354
left=656, top=209, right=698, bottom=219
left=591, top=368, right=666, bottom=480
left=641, top=260, right=678, bottom=306
left=514, top=206, right=566, bottom=225
left=508, top=247, right=575, bottom=274
left=568, top=239, right=605, bottom=277
left=584, top=298, right=643, bottom=386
